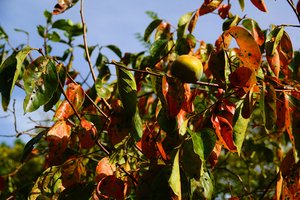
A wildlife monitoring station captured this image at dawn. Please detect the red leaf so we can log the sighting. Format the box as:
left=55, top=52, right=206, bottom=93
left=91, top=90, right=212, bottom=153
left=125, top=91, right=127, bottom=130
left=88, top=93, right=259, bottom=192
left=54, top=83, right=85, bottom=120
left=107, top=100, right=131, bottom=145
left=61, top=157, right=86, bottom=188
left=227, top=26, right=261, bottom=73
left=47, top=119, right=72, bottom=156
left=165, top=76, right=185, bottom=118
left=78, top=119, right=97, bottom=149
left=266, top=46, right=281, bottom=78
left=200, top=0, right=223, bottom=16
left=95, top=157, right=115, bottom=183
left=275, top=93, right=286, bottom=129
left=297, top=0, right=300, bottom=15
left=0, top=176, right=5, bottom=191
left=250, top=0, right=268, bottom=13
left=229, top=67, right=257, bottom=88
left=188, top=8, right=200, bottom=34
left=138, top=94, right=154, bottom=117
left=285, top=93, right=295, bottom=149
left=207, top=143, right=222, bottom=168
left=212, top=114, right=237, bottom=152
left=97, top=175, right=125, bottom=200
left=242, top=86, right=256, bottom=119
left=218, top=4, right=231, bottom=19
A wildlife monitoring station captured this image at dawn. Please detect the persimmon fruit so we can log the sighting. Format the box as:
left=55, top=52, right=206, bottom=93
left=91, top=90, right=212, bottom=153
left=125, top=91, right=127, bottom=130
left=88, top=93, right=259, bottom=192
left=170, top=55, right=203, bottom=83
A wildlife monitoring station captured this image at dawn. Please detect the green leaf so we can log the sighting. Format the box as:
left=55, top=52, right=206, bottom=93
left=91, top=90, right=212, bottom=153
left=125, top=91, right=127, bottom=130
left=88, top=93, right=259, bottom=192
left=14, top=29, right=29, bottom=36
left=188, top=127, right=216, bottom=161
left=149, top=38, right=169, bottom=65
left=20, top=131, right=46, bottom=163
left=191, top=171, right=215, bottom=199
left=95, top=78, right=111, bottom=99
left=28, top=166, right=63, bottom=198
left=44, top=63, right=67, bottom=112
left=143, top=19, right=163, bottom=42
left=182, top=139, right=203, bottom=180
left=266, top=27, right=284, bottom=56
left=157, top=109, right=178, bottom=138
left=175, top=34, right=196, bottom=55
left=238, top=0, right=245, bottom=11
left=106, top=45, right=122, bottom=59
left=222, top=14, right=240, bottom=31
left=131, top=110, right=143, bottom=142
left=0, top=25, right=8, bottom=41
left=146, top=11, right=159, bottom=20
left=0, top=46, right=36, bottom=111
left=177, top=12, right=193, bottom=40
left=23, top=57, right=58, bottom=114
left=47, top=31, right=60, bottom=42
left=44, top=10, right=52, bottom=24
left=37, top=25, right=45, bottom=38
left=232, top=100, right=250, bottom=155
left=115, top=63, right=137, bottom=120
left=168, top=147, right=181, bottom=197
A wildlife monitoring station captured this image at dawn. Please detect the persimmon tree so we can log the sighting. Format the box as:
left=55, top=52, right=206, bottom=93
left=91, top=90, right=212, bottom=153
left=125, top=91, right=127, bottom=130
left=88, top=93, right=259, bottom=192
left=1, top=0, right=300, bottom=199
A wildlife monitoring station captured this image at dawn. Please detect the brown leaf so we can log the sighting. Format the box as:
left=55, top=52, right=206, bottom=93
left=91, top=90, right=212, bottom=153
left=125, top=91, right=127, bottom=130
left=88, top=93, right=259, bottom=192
left=218, top=4, right=231, bottom=19
left=200, top=0, right=224, bottom=16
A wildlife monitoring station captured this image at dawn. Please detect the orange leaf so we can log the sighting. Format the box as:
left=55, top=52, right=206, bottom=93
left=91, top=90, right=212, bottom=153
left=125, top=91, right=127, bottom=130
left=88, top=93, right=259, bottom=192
left=250, top=0, right=268, bottom=13
left=47, top=119, right=72, bottom=156
left=95, top=157, right=115, bottom=183
left=229, top=67, right=257, bottom=88
left=188, top=8, right=200, bottom=34
left=207, top=143, right=222, bottom=168
left=218, top=4, right=231, bottom=19
left=61, top=157, right=86, bottom=188
left=54, top=83, right=85, bottom=120
left=227, top=26, right=261, bottom=73
left=141, top=125, right=159, bottom=160
left=78, top=119, right=97, bottom=149
left=266, top=46, right=281, bottom=78
left=200, top=0, right=223, bottom=16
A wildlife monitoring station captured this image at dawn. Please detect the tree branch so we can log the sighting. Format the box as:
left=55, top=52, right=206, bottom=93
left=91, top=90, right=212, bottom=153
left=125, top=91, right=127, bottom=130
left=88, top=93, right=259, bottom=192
left=287, top=0, right=300, bottom=24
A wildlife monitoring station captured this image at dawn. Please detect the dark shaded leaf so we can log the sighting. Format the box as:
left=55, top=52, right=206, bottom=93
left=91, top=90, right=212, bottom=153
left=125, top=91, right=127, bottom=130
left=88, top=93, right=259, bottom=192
left=21, top=131, right=46, bottom=163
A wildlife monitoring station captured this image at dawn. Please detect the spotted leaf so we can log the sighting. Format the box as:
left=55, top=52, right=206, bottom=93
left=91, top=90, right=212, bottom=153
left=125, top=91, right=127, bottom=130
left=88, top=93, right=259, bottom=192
left=47, top=119, right=72, bottom=156
left=227, top=26, right=261, bottom=73
left=95, top=157, right=115, bottom=183
left=97, top=175, right=125, bottom=200
left=61, top=156, right=86, bottom=188
left=188, top=8, right=200, bottom=34
left=54, top=83, right=85, bottom=120
left=78, top=119, right=97, bottom=149
left=250, top=0, right=268, bottom=12
left=200, top=0, right=223, bottom=16
left=23, top=56, right=58, bottom=114
left=242, top=18, right=265, bottom=46
left=229, top=67, right=257, bottom=88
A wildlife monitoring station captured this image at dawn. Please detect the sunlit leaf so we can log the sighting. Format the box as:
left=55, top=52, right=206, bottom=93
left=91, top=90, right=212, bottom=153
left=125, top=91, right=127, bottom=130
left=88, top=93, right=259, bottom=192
left=54, top=83, right=85, bottom=120
left=144, top=19, right=163, bottom=42
left=238, top=0, right=245, bottom=11
left=177, top=11, right=193, bottom=40
left=47, top=119, right=72, bottom=156
left=155, top=23, right=171, bottom=41
left=218, top=4, right=231, bottom=19
left=95, top=78, right=111, bottom=99
left=168, top=147, right=181, bottom=197
left=242, top=18, right=265, bottom=46
left=250, top=0, right=268, bottom=13
left=200, top=0, right=223, bottom=16
left=131, top=110, right=143, bottom=142
left=233, top=100, right=249, bottom=155
left=78, top=119, right=96, bottom=149
left=23, top=57, right=58, bottom=114
left=0, top=25, right=8, bottom=41
left=227, top=26, right=261, bottom=73
left=52, top=0, right=79, bottom=15
left=223, top=14, right=240, bottom=31
left=191, top=171, right=215, bottom=199
left=95, top=157, right=115, bottom=183
left=149, top=38, right=170, bottom=64
left=61, top=157, right=86, bottom=188
left=188, top=9, right=200, bottom=34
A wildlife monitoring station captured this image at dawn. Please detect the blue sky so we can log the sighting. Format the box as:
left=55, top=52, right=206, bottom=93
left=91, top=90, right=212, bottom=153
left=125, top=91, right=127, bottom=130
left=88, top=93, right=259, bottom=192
left=1, top=0, right=300, bottom=146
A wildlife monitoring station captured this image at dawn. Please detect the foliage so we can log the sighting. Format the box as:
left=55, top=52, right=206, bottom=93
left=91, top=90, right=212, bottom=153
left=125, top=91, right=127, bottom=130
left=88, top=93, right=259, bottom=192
left=1, top=0, right=300, bottom=199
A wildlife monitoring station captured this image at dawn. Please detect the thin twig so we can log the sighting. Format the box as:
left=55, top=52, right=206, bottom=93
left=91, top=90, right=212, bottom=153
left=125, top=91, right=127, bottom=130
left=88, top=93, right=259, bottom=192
left=259, top=172, right=279, bottom=200
left=80, top=0, right=97, bottom=82
left=286, top=0, right=300, bottom=24
left=214, top=167, right=248, bottom=193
